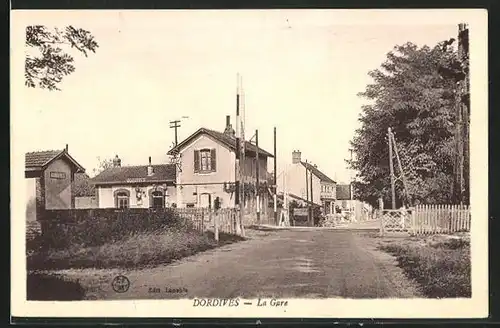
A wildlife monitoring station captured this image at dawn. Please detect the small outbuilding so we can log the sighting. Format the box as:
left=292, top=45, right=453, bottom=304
left=25, top=145, right=86, bottom=222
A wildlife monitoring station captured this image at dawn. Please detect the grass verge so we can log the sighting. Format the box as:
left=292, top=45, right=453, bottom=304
left=28, top=228, right=246, bottom=271
left=379, top=236, right=471, bottom=298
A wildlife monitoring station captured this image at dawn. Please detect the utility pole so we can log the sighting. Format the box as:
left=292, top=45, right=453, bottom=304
left=309, top=163, right=314, bottom=227
left=235, top=74, right=242, bottom=235
left=255, top=129, right=260, bottom=224
left=349, top=149, right=354, bottom=210
left=453, top=23, right=470, bottom=205
left=273, top=127, right=277, bottom=225
left=388, top=127, right=396, bottom=209
left=390, top=131, right=411, bottom=207
left=305, top=160, right=310, bottom=225
left=169, top=120, right=181, bottom=146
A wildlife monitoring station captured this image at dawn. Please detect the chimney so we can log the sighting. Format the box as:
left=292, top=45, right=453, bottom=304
left=113, top=155, right=121, bottom=167
left=223, top=115, right=235, bottom=137
left=292, top=150, right=301, bottom=164
left=65, top=144, right=68, bottom=152
left=147, top=156, right=154, bottom=176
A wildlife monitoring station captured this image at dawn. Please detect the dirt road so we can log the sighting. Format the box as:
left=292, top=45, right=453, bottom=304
left=56, top=228, right=420, bottom=299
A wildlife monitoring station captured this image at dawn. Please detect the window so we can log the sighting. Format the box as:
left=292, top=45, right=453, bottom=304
left=194, top=148, right=216, bottom=173
left=151, top=191, right=164, bottom=208
left=115, top=191, right=130, bottom=209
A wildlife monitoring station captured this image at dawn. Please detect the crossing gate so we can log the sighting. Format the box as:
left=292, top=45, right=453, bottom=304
left=379, top=208, right=412, bottom=235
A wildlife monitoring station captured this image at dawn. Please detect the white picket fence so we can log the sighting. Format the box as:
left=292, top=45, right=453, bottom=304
left=411, top=204, right=471, bottom=235
left=380, top=204, right=471, bottom=236
left=175, top=208, right=242, bottom=239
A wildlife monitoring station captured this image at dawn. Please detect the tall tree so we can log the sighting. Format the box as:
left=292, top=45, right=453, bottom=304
left=348, top=40, right=465, bottom=207
left=25, top=25, right=99, bottom=91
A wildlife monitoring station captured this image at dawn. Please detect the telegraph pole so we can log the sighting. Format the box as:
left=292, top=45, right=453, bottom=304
left=305, top=160, right=310, bottom=225
left=388, top=128, right=396, bottom=209
left=273, top=127, right=277, bottom=224
left=235, top=74, right=242, bottom=234
left=255, top=129, right=260, bottom=224
left=309, top=163, right=314, bottom=227
left=390, top=131, right=411, bottom=207
left=169, top=120, right=181, bottom=146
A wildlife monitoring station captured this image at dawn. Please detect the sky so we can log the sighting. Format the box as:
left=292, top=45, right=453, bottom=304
left=12, top=10, right=461, bottom=183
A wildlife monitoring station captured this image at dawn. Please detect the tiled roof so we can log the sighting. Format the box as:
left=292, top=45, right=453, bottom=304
left=26, top=150, right=63, bottom=168
left=25, top=149, right=85, bottom=172
left=336, top=184, right=352, bottom=200
left=301, top=162, right=336, bottom=184
left=91, top=164, right=176, bottom=185
left=167, top=128, right=274, bottom=157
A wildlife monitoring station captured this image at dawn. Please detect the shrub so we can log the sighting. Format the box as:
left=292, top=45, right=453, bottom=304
left=39, top=208, right=191, bottom=249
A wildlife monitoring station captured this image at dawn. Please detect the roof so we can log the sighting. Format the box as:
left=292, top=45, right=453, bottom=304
left=336, top=184, right=352, bottom=200
left=91, top=164, right=176, bottom=185
left=301, top=161, right=335, bottom=184
left=167, top=128, right=274, bottom=157
left=25, top=149, right=85, bottom=173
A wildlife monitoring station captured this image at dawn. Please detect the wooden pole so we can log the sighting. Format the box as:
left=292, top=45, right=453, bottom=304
left=388, top=128, right=396, bottom=209
left=255, top=129, right=260, bottom=224
left=310, top=164, right=314, bottom=227
left=390, top=131, right=411, bottom=207
left=235, top=74, right=242, bottom=235
left=305, top=160, right=310, bottom=225
left=273, top=127, right=277, bottom=224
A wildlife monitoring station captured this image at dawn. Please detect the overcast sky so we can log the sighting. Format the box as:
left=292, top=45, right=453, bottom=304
left=12, top=10, right=462, bottom=183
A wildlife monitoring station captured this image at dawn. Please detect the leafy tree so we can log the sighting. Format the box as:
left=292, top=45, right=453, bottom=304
left=72, top=173, right=95, bottom=197
left=92, top=157, right=114, bottom=176
left=348, top=40, right=465, bottom=207
left=25, top=25, right=99, bottom=91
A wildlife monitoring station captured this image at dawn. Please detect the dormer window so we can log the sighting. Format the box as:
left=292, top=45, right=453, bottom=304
left=194, top=148, right=216, bottom=173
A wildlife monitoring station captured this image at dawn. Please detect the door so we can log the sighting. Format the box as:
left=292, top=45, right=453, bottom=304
left=199, top=193, right=212, bottom=208
left=151, top=191, right=164, bottom=208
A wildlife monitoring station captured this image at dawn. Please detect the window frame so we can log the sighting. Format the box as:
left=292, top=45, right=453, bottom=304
left=194, top=148, right=216, bottom=174
left=114, top=189, right=130, bottom=209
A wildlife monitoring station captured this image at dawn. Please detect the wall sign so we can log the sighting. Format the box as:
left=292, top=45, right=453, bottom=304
left=126, top=178, right=146, bottom=183
left=50, top=171, right=67, bottom=179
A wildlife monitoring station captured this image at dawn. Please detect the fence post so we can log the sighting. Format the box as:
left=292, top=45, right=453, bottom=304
left=213, top=210, right=219, bottom=242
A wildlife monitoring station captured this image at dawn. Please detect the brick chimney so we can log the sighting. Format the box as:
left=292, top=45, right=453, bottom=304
left=113, top=155, right=121, bottom=167
left=292, top=150, right=301, bottom=164
left=223, top=115, right=235, bottom=137
left=147, top=156, right=154, bottom=176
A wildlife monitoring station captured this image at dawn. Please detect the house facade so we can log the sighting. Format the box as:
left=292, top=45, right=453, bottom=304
left=91, top=155, right=177, bottom=209
left=167, top=115, right=273, bottom=211
left=278, top=150, right=337, bottom=214
left=25, top=146, right=86, bottom=222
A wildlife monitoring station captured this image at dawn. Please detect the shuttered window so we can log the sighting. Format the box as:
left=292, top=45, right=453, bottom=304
left=194, top=148, right=216, bottom=173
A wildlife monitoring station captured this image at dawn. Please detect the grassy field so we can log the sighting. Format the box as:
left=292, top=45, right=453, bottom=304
left=28, top=228, right=244, bottom=271
left=378, top=234, right=471, bottom=298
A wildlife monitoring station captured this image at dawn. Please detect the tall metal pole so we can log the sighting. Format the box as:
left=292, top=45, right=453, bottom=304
left=255, top=129, right=260, bottom=224
left=273, top=127, right=277, bottom=224
left=388, top=128, right=396, bottom=209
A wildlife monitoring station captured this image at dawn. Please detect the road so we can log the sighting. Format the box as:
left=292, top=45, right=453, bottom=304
left=75, top=228, right=420, bottom=300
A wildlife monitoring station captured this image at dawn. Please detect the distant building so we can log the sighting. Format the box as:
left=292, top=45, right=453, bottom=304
left=167, top=115, right=274, bottom=210
left=25, top=146, right=86, bottom=221
left=91, top=156, right=176, bottom=208
left=278, top=150, right=337, bottom=214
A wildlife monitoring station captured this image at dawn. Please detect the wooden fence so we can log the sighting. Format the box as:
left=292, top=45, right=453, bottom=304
left=411, top=204, right=471, bottom=235
left=175, top=208, right=242, bottom=239
left=379, top=204, right=471, bottom=236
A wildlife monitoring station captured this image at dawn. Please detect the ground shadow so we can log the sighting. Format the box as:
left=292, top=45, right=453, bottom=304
left=27, top=273, right=85, bottom=301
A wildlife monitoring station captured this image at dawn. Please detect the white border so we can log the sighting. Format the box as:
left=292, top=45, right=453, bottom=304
left=11, top=9, right=488, bottom=318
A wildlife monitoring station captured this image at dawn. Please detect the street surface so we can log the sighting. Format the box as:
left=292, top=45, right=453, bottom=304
left=71, top=227, right=420, bottom=299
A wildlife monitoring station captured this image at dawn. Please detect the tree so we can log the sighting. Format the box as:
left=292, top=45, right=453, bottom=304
left=72, top=173, right=95, bottom=197
left=92, top=157, right=114, bottom=176
left=348, top=40, right=465, bottom=207
left=25, top=25, right=99, bottom=91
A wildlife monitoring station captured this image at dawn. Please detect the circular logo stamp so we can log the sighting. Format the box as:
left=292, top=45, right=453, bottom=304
left=111, top=275, right=130, bottom=293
